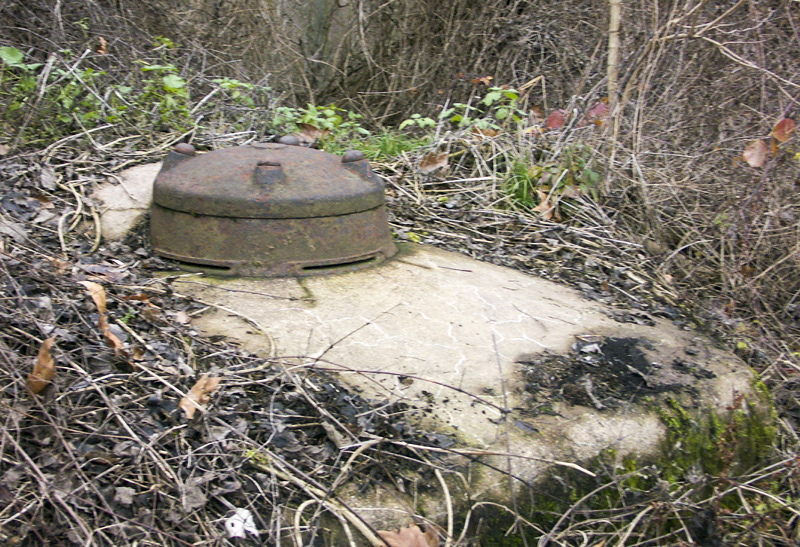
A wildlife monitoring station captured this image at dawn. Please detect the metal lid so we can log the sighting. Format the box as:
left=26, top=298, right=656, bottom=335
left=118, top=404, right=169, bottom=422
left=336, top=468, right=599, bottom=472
left=152, top=142, right=385, bottom=219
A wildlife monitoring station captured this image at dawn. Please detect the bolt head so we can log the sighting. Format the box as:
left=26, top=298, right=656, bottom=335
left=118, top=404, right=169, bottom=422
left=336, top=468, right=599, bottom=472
left=278, top=135, right=301, bottom=146
left=342, top=150, right=365, bottom=163
left=174, top=143, right=196, bottom=156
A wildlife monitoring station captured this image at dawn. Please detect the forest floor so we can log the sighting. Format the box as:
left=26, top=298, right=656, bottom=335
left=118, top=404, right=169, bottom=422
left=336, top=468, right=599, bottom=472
left=0, top=132, right=798, bottom=546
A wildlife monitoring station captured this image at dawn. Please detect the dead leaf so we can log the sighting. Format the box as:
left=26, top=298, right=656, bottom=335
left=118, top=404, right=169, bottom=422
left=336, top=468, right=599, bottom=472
left=39, top=165, right=57, bottom=190
left=28, top=337, right=56, bottom=395
left=521, top=125, right=544, bottom=138
left=545, top=109, right=567, bottom=130
left=78, top=281, right=107, bottom=314
left=95, top=37, right=108, bottom=55
left=743, top=139, right=768, bottom=168
left=123, top=293, right=150, bottom=302
left=113, top=486, right=136, bottom=505
left=98, top=314, right=126, bottom=355
left=0, top=144, right=9, bottom=156
left=296, top=123, right=330, bottom=143
left=529, top=105, right=545, bottom=124
left=0, top=219, right=29, bottom=243
left=179, top=374, right=222, bottom=419
left=472, top=127, right=500, bottom=139
left=174, top=310, right=190, bottom=324
left=585, top=100, right=609, bottom=126
left=418, top=152, right=448, bottom=175
left=560, top=185, right=583, bottom=199
left=48, top=257, right=71, bottom=275
left=771, top=118, right=795, bottom=143
left=141, top=307, right=161, bottom=323
left=79, top=281, right=129, bottom=360
left=181, top=476, right=209, bottom=511
left=32, top=192, right=54, bottom=208
left=533, top=190, right=556, bottom=220
left=377, top=524, right=439, bottom=547
left=471, top=75, right=493, bottom=85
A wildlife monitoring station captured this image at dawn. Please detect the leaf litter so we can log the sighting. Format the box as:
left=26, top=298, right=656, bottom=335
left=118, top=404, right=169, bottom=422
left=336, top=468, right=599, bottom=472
left=0, top=116, right=794, bottom=545
left=0, top=143, right=459, bottom=546
left=0, top=125, right=704, bottom=545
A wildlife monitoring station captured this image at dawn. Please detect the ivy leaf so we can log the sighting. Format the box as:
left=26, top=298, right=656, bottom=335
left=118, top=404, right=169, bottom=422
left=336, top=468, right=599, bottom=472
left=0, top=46, right=24, bottom=67
left=162, top=74, right=186, bottom=91
left=482, top=90, right=503, bottom=105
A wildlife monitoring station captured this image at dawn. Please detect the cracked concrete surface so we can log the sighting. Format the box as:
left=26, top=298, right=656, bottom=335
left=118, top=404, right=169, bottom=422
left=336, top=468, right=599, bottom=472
left=175, top=244, right=753, bottom=476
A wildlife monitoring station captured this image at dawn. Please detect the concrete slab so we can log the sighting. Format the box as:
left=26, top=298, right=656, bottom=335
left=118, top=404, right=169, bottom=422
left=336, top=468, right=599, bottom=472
left=175, top=244, right=753, bottom=483
left=93, top=162, right=162, bottom=240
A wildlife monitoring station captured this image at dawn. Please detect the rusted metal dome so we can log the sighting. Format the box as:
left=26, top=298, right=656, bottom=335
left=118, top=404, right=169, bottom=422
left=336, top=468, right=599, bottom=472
left=150, top=140, right=397, bottom=276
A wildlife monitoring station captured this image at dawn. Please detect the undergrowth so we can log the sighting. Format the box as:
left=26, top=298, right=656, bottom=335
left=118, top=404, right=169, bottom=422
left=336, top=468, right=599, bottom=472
left=505, top=394, right=786, bottom=547
left=0, top=1, right=799, bottom=545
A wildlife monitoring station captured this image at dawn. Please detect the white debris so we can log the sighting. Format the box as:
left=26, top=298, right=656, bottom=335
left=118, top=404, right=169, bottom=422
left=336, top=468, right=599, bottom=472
left=225, top=508, right=259, bottom=539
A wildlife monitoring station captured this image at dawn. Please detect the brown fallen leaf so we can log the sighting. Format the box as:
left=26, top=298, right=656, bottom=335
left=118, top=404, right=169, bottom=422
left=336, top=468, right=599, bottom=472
left=472, top=127, right=500, bottom=139
left=529, top=105, right=545, bottom=125
left=742, top=139, right=768, bottom=168
left=560, top=185, right=582, bottom=199
left=418, top=152, right=448, bottom=175
left=293, top=123, right=330, bottom=146
left=122, top=293, right=151, bottom=302
left=772, top=118, right=796, bottom=143
left=377, top=523, right=439, bottom=547
left=174, top=310, right=190, bottom=325
left=28, top=337, right=56, bottom=395
left=78, top=280, right=107, bottom=314
left=521, top=125, right=545, bottom=138
left=79, top=281, right=129, bottom=360
left=533, top=189, right=560, bottom=221
left=98, top=314, right=127, bottom=356
left=96, top=36, right=108, bottom=55
left=179, top=374, right=222, bottom=419
left=48, top=257, right=71, bottom=275
left=141, top=307, right=161, bottom=324
left=31, top=192, right=54, bottom=208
